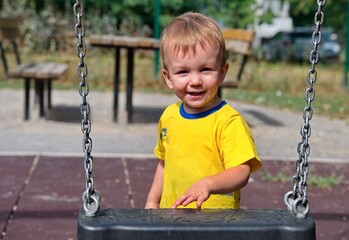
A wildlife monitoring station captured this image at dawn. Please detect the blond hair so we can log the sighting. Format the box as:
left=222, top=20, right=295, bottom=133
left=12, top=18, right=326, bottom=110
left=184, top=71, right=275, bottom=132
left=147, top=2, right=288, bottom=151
left=160, top=12, right=226, bottom=70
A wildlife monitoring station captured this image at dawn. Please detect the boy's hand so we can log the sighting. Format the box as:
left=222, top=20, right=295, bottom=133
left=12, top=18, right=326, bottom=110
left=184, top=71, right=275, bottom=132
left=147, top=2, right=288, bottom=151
left=145, top=202, right=160, bottom=209
left=172, top=178, right=213, bottom=209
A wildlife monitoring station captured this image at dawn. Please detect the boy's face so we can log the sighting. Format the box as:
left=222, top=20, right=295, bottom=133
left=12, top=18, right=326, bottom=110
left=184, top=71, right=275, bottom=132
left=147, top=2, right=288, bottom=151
left=162, top=43, right=228, bottom=114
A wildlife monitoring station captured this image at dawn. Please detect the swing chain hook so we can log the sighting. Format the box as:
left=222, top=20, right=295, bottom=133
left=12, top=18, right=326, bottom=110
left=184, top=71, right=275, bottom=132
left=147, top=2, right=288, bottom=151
left=284, top=0, right=325, bottom=219
left=74, top=0, right=100, bottom=217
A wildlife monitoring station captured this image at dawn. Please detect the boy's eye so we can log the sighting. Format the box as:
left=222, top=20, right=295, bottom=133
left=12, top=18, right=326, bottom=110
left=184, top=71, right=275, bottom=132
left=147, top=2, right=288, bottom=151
left=201, top=67, right=212, bottom=72
left=176, top=70, right=188, bottom=75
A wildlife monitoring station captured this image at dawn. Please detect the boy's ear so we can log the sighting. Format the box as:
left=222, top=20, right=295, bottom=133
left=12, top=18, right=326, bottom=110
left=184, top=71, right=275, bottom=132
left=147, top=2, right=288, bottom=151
left=219, top=62, right=229, bottom=83
left=162, top=69, right=174, bottom=89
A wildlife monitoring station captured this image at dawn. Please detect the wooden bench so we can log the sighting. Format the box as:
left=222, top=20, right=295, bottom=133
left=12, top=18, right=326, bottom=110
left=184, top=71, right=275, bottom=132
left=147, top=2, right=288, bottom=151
left=218, top=28, right=255, bottom=97
left=0, top=17, right=68, bottom=120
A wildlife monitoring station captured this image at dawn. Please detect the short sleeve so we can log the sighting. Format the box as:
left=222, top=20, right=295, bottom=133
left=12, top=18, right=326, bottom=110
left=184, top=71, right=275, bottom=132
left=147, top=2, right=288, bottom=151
left=220, top=116, right=262, bottom=172
left=154, top=118, right=165, bottom=161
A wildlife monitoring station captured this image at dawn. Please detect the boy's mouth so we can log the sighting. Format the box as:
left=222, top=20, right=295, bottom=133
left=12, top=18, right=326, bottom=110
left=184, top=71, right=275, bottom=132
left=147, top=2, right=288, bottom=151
left=188, top=91, right=204, bottom=96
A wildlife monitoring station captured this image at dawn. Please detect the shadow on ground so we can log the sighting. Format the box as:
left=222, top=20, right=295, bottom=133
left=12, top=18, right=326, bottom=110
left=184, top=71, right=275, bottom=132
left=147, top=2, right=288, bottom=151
left=46, top=105, right=81, bottom=123
left=45, top=105, right=165, bottom=124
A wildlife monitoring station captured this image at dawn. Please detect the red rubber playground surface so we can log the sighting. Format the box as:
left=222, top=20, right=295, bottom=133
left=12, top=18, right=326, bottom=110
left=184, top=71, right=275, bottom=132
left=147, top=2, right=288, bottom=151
left=0, top=155, right=348, bottom=240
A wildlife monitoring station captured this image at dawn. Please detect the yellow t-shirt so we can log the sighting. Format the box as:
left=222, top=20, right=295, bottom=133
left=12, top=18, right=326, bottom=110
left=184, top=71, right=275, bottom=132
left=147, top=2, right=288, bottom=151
left=154, top=101, right=262, bottom=209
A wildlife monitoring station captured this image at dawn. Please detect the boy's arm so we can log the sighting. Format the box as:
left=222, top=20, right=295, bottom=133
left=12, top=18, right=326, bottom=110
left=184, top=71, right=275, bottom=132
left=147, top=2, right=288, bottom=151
left=172, top=160, right=252, bottom=209
left=145, top=160, right=164, bottom=209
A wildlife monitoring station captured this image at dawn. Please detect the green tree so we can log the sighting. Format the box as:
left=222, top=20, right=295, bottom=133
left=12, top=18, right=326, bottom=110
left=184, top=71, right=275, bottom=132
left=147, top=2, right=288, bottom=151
left=201, top=0, right=257, bottom=28
left=289, top=0, right=346, bottom=39
left=3, top=0, right=345, bottom=50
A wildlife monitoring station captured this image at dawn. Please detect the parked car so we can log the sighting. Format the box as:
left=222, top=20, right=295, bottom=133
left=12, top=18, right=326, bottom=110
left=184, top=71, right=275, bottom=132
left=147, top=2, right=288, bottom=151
left=261, top=28, right=341, bottom=62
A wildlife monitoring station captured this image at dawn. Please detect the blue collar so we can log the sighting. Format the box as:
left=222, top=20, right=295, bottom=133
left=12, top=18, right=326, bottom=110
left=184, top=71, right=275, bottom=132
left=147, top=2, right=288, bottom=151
left=180, top=101, right=227, bottom=119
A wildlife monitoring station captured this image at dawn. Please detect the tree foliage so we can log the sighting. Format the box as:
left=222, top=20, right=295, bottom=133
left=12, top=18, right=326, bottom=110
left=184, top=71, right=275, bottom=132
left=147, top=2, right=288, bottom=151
left=0, top=0, right=346, bottom=51
left=1, top=0, right=259, bottom=34
left=201, top=0, right=257, bottom=28
left=289, top=0, right=346, bottom=40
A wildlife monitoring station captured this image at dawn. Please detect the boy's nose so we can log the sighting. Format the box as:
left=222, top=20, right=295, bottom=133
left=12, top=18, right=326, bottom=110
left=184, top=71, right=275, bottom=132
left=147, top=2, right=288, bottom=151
left=189, top=74, right=202, bottom=85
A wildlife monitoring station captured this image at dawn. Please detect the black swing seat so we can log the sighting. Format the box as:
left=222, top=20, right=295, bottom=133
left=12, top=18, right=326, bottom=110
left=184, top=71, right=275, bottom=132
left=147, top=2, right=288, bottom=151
left=77, top=208, right=315, bottom=240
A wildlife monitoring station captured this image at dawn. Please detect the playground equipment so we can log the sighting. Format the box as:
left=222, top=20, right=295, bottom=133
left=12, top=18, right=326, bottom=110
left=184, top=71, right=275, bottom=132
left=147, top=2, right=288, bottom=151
left=75, top=0, right=326, bottom=239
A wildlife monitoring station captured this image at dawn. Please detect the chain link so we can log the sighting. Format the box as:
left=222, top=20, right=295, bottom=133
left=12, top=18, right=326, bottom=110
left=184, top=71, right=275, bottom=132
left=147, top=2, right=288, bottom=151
left=284, top=0, right=325, bottom=219
left=74, top=0, right=100, bottom=217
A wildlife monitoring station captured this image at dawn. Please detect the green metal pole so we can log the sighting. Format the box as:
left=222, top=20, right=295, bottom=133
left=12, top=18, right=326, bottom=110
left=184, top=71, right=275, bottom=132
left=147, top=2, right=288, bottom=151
left=344, top=0, right=349, bottom=89
left=154, top=0, right=161, bottom=79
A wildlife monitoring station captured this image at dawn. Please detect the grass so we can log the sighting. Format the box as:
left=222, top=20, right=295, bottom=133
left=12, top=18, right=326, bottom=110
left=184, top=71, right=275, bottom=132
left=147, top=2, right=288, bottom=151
left=228, top=88, right=348, bottom=120
left=261, top=169, right=344, bottom=189
left=224, top=60, right=349, bottom=122
left=0, top=49, right=348, bottom=122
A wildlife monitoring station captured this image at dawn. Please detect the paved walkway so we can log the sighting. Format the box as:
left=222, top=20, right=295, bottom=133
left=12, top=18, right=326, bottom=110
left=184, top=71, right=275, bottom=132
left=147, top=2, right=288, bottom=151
left=0, top=89, right=348, bottom=162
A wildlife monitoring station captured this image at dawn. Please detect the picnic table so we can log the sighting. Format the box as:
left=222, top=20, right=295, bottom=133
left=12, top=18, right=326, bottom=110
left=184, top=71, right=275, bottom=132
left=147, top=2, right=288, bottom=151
left=89, top=30, right=254, bottom=123
left=89, top=35, right=160, bottom=123
left=0, top=17, right=68, bottom=120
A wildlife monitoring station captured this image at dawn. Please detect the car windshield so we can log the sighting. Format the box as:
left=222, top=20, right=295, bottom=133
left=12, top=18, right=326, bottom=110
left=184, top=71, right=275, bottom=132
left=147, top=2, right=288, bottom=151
left=293, top=32, right=312, bottom=39
left=294, top=31, right=334, bottom=42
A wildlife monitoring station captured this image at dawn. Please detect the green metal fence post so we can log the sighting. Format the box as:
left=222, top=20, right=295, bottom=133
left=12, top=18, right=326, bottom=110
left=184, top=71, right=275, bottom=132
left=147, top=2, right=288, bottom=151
left=154, top=0, right=161, bottom=79
left=344, top=0, right=349, bottom=89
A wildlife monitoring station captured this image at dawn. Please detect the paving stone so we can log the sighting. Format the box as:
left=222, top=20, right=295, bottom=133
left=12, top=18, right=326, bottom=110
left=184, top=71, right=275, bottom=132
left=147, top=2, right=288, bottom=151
left=1, top=156, right=348, bottom=240
left=0, top=156, right=34, bottom=238
left=3, top=156, right=130, bottom=239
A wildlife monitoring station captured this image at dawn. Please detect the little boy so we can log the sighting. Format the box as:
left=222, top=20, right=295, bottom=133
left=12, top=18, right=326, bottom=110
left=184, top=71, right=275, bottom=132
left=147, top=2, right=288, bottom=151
left=145, top=12, right=262, bottom=209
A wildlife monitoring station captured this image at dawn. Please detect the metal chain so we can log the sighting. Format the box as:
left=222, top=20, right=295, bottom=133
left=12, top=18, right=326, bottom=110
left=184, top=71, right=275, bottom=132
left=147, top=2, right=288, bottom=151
left=74, top=0, right=100, bottom=217
left=284, top=0, right=325, bottom=219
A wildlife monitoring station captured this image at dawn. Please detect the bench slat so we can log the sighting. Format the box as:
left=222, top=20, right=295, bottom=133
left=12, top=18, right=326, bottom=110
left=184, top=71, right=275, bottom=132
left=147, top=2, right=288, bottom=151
left=89, top=35, right=160, bottom=49
left=222, top=29, right=255, bottom=42
left=8, top=63, right=68, bottom=79
left=225, top=40, right=252, bottom=55
left=218, top=28, right=255, bottom=94
left=0, top=17, right=19, bottom=40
